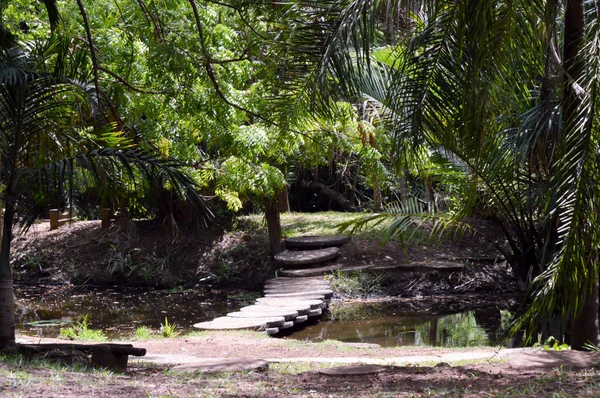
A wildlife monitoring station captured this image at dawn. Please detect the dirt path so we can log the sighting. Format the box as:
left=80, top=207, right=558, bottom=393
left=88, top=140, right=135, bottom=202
left=9, top=332, right=600, bottom=397
left=10, top=332, right=540, bottom=366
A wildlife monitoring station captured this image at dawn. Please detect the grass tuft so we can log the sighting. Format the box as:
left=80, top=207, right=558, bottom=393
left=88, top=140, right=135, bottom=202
left=59, top=315, right=107, bottom=342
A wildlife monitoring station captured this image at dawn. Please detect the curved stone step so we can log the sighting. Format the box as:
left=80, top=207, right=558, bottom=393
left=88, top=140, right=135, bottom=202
left=274, top=247, right=339, bottom=267
left=308, top=308, right=323, bottom=317
left=265, top=278, right=330, bottom=286
left=284, top=235, right=350, bottom=249
left=254, top=298, right=325, bottom=310
left=279, top=264, right=343, bottom=277
left=238, top=306, right=302, bottom=319
left=193, top=316, right=285, bottom=330
left=265, top=290, right=333, bottom=299
left=264, top=285, right=330, bottom=294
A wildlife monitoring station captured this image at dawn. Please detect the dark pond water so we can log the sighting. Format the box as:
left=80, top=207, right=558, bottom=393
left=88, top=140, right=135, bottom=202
left=14, top=285, right=250, bottom=338
left=286, top=302, right=511, bottom=347
left=15, top=285, right=510, bottom=347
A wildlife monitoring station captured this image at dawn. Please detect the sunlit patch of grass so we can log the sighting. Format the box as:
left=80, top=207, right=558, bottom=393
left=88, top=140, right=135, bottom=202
left=269, top=361, right=345, bottom=374
left=133, top=326, right=152, bottom=340
left=0, top=352, right=113, bottom=374
left=59, top=315, right=107, bottom=342
left=237, top=212, right=385, bottom=239
left=238, top=211, right=426, bottom=245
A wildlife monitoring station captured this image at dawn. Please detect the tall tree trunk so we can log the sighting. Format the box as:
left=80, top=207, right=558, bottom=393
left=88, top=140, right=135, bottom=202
left=264, top=196, right=282, bottom=256
left=563, top=0, right=600, bottom=349
left=0, top=197, right=15, bottom=351
left=571, top=275, right=600, bottom=350
left=277, top=186, right=290, bottom=213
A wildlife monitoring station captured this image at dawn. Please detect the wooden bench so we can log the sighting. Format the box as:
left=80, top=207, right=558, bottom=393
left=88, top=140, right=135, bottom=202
left=49, top=208, right=77, bottom=230
left=18, top=343, right=146, bottom=372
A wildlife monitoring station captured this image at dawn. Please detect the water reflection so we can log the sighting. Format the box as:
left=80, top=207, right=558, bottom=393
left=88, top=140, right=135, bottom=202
left=14, top=285, right=246, bottom=338
left=15, top=285, right=511, bottom=348
left=288, top=303, right=510, bottom=347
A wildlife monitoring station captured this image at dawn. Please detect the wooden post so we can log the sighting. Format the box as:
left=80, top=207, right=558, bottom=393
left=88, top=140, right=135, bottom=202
left=49, top=209, right=59, bottom=230
left=101, top=208, right=113, bottom=229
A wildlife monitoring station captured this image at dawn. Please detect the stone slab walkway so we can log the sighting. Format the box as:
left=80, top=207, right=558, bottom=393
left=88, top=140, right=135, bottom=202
left=193, top=276, right=332, bottom=335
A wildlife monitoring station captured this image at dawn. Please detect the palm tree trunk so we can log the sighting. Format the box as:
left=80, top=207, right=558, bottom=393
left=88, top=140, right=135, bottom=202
left=571, top=275, right=600, bottom=350
left=0, top=197, right=15, bottom=351
left=563, top=0, right=600, bottom=349
left=424, top=176, right=436, bottom=213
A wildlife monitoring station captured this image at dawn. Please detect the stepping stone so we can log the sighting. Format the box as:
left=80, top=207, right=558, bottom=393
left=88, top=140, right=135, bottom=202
left=254, top=298, right=326, bottom=310
left=279, top=264, right=343, bottom=277
left=318, top=364, right=388, bottom=376
left=510, top=351, right=600, bottom=369
left=227, top=311, right=299, bottom=323
left=266, top=276, right=327, bottom=282
left=274, top=247, right=339, bottom=267
left=264, top=285, right=330, bottom=293
left=265, top=290, right=333, bottom=299
left=280, top=321, right=295, bottom=329
left=265, top=285, right=330, bottom=292
left=193, top=316, right=285, bottom=330
left=284, top=235, right=350, bottom=249
left=265, top=279, right=330, bottom=287
left=308, top=308, right=322, bottom=317
left=237, top=306, right=301, bottom=320
left=172, top=358, right=269, bottom=373
left=266, top=327, right=280, bottom=335
left=294, top=315, right=309, bottom=323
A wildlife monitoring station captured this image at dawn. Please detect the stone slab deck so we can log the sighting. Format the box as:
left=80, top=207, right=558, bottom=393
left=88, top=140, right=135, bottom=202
left=279, top=264, right=343, bottom=277
left=194, top=276, right=331, bottom=334
left=193, top=316, right=285, bottom=330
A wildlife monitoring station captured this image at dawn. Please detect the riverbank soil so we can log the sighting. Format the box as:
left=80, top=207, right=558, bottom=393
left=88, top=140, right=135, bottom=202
left=4, top=333, right=600, bottom=397
left=11, top=214, right=516, bottom=297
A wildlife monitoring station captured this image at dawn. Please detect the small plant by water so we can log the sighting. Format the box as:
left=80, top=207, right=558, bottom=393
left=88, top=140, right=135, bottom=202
left=59, top=315, right=107, bottom=342
left=327, top=270, right=384, bottom=298
left=160, top=317, right=179, bottom=338
left=134, top=326, right=151, bottom=340
left=534, top=336, right=570, bottom=351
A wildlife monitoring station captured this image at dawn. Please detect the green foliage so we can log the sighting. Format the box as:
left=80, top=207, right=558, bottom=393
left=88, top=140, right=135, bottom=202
left=533, top=337, right=570, bottom=351
left=326, top=270, right=383, bottom=298
left=429, top=313, right=489, bottom=348
left=105, top=243, right=174, bottom=283
left=327, top=302, right=383, bottom=322
left=59, top=315, right=107, bottom=342
left=133, top=326, right=151, bottom=341
left=160, top=317, right=179, bottom=338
